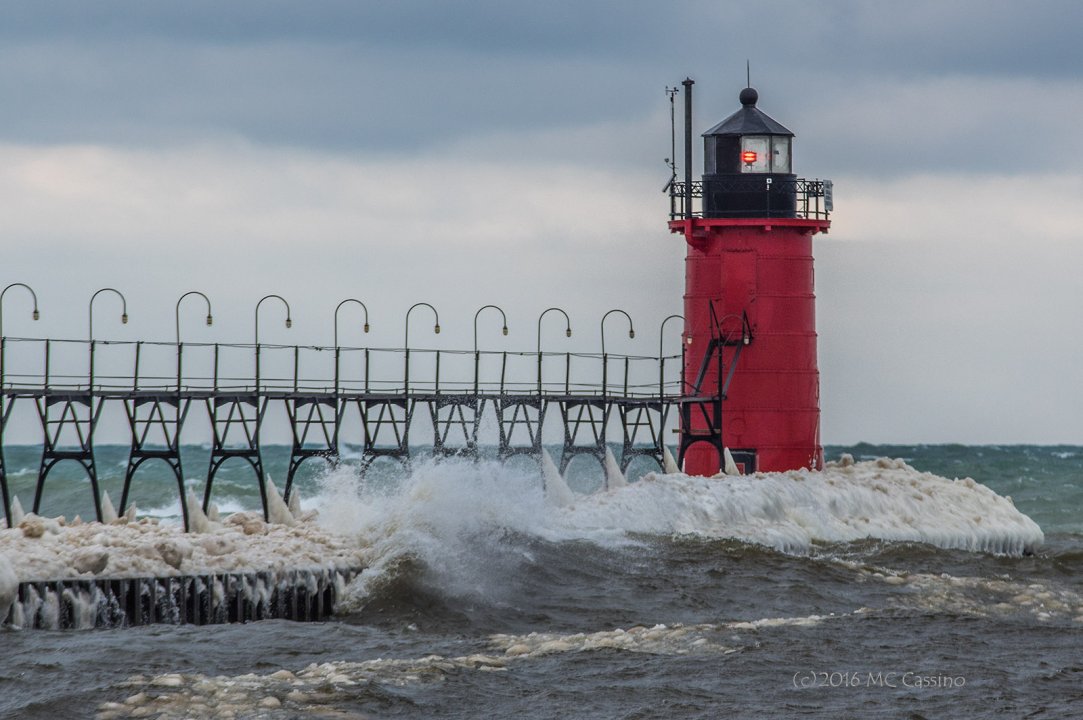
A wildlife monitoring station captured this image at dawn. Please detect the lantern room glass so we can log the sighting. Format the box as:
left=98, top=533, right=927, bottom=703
left=740, top=136, right=770, bottom=173
left=771, top=136, right=791, bottom=173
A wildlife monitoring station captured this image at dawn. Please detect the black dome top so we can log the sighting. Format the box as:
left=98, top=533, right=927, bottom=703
left=702, top=87, right=793, bottom=138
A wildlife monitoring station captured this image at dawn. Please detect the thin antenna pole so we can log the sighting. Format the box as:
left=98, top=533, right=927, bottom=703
left=746, top=59, right=750, bottom=87
left=666, top=87, right=678, bottom=183
left=682, top=78, right=694, bottom=218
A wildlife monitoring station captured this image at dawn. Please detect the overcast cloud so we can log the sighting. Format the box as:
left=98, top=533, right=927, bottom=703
left=1, top=0, right=1081, bottom=444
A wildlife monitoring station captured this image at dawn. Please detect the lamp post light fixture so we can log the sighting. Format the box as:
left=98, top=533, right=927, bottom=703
left=600, top=309, right=635, bottom=357
left=254, top=294, right=292, bottom=346
left=254, top=294, right=292, bottom=391
left=334, top=298, right=370, bottom=350
left=333, top=298, right=371, bottom=395
left=659, top=314, right=684, bottom=361
left=175, top=291, right=214, bottom=346
left=0, top=282, right=40, bottom=339
left=536, top=307, right=572, bottom=395
left=88, top=287, right=128, bottom=343
left=659, top=313, right=685, bottom=396
left=473, top=304, right=509, bottom=395
left=404, top=302, right=440, bottom=349
left=473, top=304, right=509, bottom=354
left=404, top=302, right=440, bottom=394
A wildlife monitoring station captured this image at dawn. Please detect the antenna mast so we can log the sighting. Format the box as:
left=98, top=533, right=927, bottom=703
left=664, top=86, right=678, bottom=190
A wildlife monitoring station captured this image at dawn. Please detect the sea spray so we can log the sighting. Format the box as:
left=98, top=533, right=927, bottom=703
left=311, top=455, right=1043, bottom=614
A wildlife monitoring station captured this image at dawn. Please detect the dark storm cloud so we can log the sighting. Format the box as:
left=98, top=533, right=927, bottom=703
left=0, top=1, right=1079, bottom=174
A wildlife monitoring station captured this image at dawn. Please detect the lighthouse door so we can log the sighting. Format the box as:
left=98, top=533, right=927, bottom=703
left=719, top=250, right=757, bottom=340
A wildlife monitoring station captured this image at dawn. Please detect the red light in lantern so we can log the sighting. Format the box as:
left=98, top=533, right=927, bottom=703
left=741, top=151, right=757, bottom=165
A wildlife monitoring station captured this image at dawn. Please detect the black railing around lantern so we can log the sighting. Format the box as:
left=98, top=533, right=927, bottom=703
left=668, top=177, right=832, bottom=221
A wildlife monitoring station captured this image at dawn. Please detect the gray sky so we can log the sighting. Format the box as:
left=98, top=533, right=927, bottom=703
left=1, top=0, right=1081, bottom=444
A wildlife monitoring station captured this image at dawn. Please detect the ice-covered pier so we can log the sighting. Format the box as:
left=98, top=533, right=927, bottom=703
left=4, top=566, right=359, bottom=630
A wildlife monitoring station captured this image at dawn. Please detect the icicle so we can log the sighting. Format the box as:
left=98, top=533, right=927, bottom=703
left=663, top=446, right=680, bottom=474
left=723, top=447, right=740, bottom=476
left=186, top=491, right=212, bottom=533
left=288, top=486, right=302, bottom=519
left=265, top=477, right=297, bottom=526
left=123, top=503, right=137, bottom=523
left=101, top=491, right=118, bottom=523
left=9, top=495, right=25, bottom=526
left=0, top=554, right=17, bottom=625
left=542, top=449, right=576, bottom=507
left=604, top=447, right=628, bottom=489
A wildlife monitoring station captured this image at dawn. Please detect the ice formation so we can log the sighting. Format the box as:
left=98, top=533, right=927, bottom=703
left=603, top=447, right=627, bottom=489
left=548, top=457, right=1043, bottom=555
left=541, top=449, right=576, bottom=508
left=0, top=481, right=364, bottom=584
left=1, top=454, right=1045, bottom=606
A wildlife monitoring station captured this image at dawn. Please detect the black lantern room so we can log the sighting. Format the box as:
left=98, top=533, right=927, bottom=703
left=702, top=87, right=797, bottom=218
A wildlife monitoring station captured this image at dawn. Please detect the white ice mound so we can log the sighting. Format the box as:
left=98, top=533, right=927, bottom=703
left=555, top=458, right=1043, bottom=555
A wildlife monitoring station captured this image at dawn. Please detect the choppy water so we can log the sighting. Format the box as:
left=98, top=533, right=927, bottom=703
left=4, top=444, right=1083, bottom=718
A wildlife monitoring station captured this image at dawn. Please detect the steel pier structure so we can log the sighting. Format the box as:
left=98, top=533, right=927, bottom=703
left=0, top=334, right=694, bottom=530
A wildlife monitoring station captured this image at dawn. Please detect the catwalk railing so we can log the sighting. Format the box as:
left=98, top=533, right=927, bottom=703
left=0, top=337, right=687, bottom=530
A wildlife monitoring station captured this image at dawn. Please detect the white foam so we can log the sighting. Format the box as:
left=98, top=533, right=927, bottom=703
left=306, top=456, right=1044, bottom=611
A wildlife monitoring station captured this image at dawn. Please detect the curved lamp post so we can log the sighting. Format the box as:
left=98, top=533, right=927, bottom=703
left=334, top=299, right=370, bottom=350
left=600, top=309, right=635, bottom=396
left=88, top=287, right=128, bottom=392
left=176, top=291, right=214, bottom=346
left=0, top=283, right=40, bottom=526
left=600, top=309, right=635, bottom=356
left=404, top=302, right=440, bottom=393
left=175, top=291, right=214, bottom=393
left=333, top=299, right=370, bottom=394
left=473, top=304, right=509, bottom=394
left=254, top=294, right=292, bottom=389
left=0, top=282, right=40, bottom=339
left=659, top=313, right=684, bottom=396
left=88, top=287, right=128, bottom=343
left=536, top=307, right=572, bottom=395
left=473, top=304, right=508, bottom=354
left=659, top=314, right=684, bottom=360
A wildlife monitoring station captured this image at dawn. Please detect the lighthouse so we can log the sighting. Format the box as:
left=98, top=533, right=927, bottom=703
left=669, top=79, right=832, bottom=476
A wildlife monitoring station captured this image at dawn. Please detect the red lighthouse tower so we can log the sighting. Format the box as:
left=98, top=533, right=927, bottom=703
left=669, top=80, right=831, bottom=476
